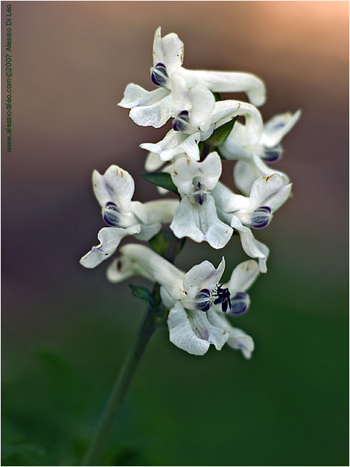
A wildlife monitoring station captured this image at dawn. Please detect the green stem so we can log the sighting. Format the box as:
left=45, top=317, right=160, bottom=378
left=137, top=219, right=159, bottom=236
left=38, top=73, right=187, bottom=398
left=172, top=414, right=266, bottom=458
left=83, top=234, right=185, bottom=465
left=82, top=307, right=157, bottom=466
left=164, top=232, right=185, bottom=264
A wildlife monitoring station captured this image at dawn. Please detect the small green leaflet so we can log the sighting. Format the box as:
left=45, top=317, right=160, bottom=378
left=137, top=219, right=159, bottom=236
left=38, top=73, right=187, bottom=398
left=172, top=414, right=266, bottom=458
left=204, top=115, right=239, bottom=149
left=149, top=230, right=173, bottom=256
left=140, top=173, right=179, bottom=195
left=129, top=284, right=155, bottom=307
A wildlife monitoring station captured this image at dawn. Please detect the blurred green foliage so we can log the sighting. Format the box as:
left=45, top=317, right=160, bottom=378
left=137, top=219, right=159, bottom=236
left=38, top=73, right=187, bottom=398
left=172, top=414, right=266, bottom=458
left=2, top=239, right=348, bottom=466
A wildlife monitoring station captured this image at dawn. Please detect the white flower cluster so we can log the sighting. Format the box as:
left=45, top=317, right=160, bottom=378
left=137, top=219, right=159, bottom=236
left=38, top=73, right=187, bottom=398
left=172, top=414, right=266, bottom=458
left=80, top=28, right=300, bottom=357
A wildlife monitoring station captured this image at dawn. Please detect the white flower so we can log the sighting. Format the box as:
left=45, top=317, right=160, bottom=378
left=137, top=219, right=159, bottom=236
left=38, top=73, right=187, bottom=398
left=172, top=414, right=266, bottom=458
left=220, top=110, right=301, bottom=195
left=80, top=165, right=178, bottom=269
left=169, top=152, right=233, bottom=249
left=118, top=27, right=266, bottom=130
left=151, top=27, right=266, bottom=106
left=107, top=244, right=259, bottom=357
left=212, top=173, right=292, bottom=272
left=140, top=98, right=263, bottom=163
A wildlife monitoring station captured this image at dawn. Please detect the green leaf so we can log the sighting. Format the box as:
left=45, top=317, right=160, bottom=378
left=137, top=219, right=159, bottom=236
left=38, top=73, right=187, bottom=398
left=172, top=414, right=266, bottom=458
left=140, top=173, right=179, bottom=195
left=204, top=116, right=239, bottom=149
left=213, top=92, right=222, bottom=102
left=149, top=230, right=173, bottom=256
left=129, top=284, right=154, bottom=307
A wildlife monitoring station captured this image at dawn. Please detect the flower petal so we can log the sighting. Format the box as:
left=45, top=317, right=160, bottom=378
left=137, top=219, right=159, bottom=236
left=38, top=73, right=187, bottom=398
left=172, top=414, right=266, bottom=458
left=80, top=225, right=140, bottom=269
left=230, top=217, right=269, bottom=273
left=170, top=197, right=206, bottom=243
left=226, top=260, right=260, bottom=295
left=249, top=174, right=292, bottom=212
left=183, top=257, right=225, bottom=300
left=135, top=223, right=162, bottom=241
left=107, top=244, right=185, bottom=299
left=92, top=165, right=135, bottom=212
left=168, top=302, right=229, bottom=356
left=188, top=85, right=216, bottom=132
left=170, top=152, right=221, bottom=195
left=261, top=110, right=302, bottom=148
left=131, top=199, right=178, bottom=225
left=219, top=121, right=252, bottom=161
left=228, top=292, right=250, bottom=316
left=132, top=199, right=179, bottom=242
left=170, top=73, right=215, bottom=133
left=170, top=157, right=198, bottom=195
left=160, top=285, right=177, bottom=309
left=198, top=152, right=222, bottom=190
left=182, top=69, right=266, bottom=107
left=144, top=152, right=164, bottom=172
left=212, top=182, right=250, bottom=213
left=207, top=310, right=254, bottom=359
left=119, top=83, right=169, bottom=109
left=141, top=130, right=200, bottom=162
left=234, top=156, right=289, bottom=196
left=226, top=327, right=254, bottom=359
left=129, top=94, right=173, bottom=128
left=118, top=83, right=173, bottom=128
left=152, top=27, right=184, bottom=76
left=170, top=196, right=232, bottom=249
left=210, top=101, right=263, bottom=145
left=106, top=255, right=154, bottom=283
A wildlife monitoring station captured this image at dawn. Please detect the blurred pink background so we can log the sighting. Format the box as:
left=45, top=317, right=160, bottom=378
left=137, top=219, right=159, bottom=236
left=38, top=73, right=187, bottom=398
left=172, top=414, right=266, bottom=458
left=2, top=1, right=348, bottom=337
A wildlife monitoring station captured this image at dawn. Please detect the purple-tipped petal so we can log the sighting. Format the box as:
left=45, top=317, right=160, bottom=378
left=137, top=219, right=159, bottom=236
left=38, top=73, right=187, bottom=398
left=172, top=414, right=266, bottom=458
left=178, top=110, right=189, bottom=119
left=172, top=110, right=190, bottom=132
left=261, top=146, right=283, bottom=163
left=103, top=203, right=121, bottom=226
left=195, top=289, right=212, bottom=312
left=228, top=292, right=250, bottom=316
left=248, top=206, right=272, bottom=229
left=172, top=119, right=186, bottom=132
left=150, top=63, right=169, bottom=87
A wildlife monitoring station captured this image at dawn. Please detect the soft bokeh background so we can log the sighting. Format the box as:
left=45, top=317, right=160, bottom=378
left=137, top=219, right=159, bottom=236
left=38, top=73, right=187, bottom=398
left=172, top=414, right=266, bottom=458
left=2, top=2, right=348, bottom=465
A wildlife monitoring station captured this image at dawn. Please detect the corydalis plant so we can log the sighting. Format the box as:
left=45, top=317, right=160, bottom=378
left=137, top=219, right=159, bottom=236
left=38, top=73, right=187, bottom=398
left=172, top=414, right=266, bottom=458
left=80, top=27, right=300, bottom=466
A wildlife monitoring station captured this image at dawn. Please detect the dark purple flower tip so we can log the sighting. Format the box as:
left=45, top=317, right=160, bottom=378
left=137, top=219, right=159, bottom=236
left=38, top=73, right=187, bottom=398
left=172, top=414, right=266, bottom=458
left=195, top=289, right=211, bottom=312
left=261, top=146, right=283, bottom=163
left=249, top=206, right=272, bottom=229
left=178, top=110, right=189, bottom=119
left=172, top=119, right=186, bottom=132
left=197, top=301, right=211, bottom=312
left=103, top=202, right=121, bottom=226
left=150, top=63, right=168, bottom=87
left=197, top=288, right=211, bottom=298
left=172, top=109, right=190, bottom=132
left=228, top=292, right=250, bottom=316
